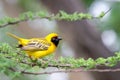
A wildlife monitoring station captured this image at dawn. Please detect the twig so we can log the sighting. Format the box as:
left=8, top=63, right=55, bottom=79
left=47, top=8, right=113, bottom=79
left=0, top=19, right=27, bottom=28
left=21, top=61, right=72, bottom=68
left=0, top=10, right=110, bottom=28
left=104, top=8, right=112, bottom=15
left=10, top=68, right=120, bottom=75
left=0, top=16, right=52, bottom=28
left=21, top=68, right=120, bottom=75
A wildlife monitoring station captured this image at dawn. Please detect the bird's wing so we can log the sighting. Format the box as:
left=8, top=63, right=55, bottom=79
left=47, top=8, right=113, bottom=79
left=20, top=39, right=51, bottom=51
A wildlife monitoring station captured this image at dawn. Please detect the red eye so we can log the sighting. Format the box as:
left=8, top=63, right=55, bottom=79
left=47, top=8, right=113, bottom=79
left=18, top=44, right=23, bottom=48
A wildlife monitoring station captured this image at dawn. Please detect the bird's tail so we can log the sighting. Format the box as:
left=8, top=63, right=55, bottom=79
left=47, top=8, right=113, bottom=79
left=7, top=32, right=22, bottom=41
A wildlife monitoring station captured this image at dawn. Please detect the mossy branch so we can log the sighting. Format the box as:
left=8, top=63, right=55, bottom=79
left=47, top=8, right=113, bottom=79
left=0, top=43, right=120, bottom=78
left=10, top=68, right=120, bottom=75
left=0, top=10, right=110, bottom=28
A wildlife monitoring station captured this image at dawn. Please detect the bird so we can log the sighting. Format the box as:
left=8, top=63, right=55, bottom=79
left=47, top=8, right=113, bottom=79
left=7, top=32, right=62, bottom=59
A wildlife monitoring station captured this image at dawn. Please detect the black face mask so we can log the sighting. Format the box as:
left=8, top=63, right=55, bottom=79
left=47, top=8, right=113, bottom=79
left=51, top=36, right=62, bottom=46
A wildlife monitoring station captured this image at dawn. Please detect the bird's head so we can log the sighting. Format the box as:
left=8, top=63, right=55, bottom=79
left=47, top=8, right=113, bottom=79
left=45, top=33, right=62, bottom=46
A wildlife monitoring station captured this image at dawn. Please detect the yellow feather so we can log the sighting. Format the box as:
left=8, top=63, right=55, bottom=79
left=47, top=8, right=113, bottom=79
left=7, top=32, right=22, bottom=41
left=7, top=32, right=29, bottom=46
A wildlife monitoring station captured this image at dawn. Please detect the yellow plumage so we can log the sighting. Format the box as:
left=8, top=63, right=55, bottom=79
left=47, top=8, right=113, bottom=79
left=7, top=32, right=62, bottom=59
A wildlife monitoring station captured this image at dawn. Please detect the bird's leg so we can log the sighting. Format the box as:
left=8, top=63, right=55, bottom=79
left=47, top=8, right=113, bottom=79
left=29, top=56, right=38, bottom=63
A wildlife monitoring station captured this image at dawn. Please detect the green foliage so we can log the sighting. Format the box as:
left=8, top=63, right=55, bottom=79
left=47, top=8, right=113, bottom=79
left=0, top=42, right=120, bottom=78
left=0, top=10, right=106, bottom=28
left=57, top=11, right=92, bottom=21
left=0, top=43, right=20, bottom=79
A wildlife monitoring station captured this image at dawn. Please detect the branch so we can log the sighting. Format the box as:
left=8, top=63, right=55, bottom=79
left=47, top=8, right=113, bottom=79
left=0, top=19, right=27, bottom=28
left=1, top=43, right=120, bottom=76
left=0, top=10, right=109, bottom=28
left=10, top=68, right=120, bottom=75
left=0, top=15, right=54, bottom=28
left=20, top=61, right=72, bottom=68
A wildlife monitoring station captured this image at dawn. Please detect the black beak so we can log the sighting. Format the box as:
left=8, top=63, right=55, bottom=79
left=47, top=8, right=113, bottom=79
left=58, top=37, right=62, bottom=40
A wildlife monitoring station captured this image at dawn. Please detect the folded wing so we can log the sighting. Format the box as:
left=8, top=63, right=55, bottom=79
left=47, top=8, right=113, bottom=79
left=20, top=39, right=51, bottom=51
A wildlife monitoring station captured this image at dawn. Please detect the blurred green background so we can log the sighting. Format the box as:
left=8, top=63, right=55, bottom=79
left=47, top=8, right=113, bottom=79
left=0, top=0, right=120, bottom=80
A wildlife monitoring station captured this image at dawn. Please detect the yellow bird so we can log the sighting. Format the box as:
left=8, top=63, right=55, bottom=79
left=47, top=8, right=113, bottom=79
left=7, top=32, right=62, bottom=59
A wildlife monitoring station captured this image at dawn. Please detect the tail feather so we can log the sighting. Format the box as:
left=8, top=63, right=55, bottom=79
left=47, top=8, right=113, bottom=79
left=7, top=32, right=22, bottom=41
